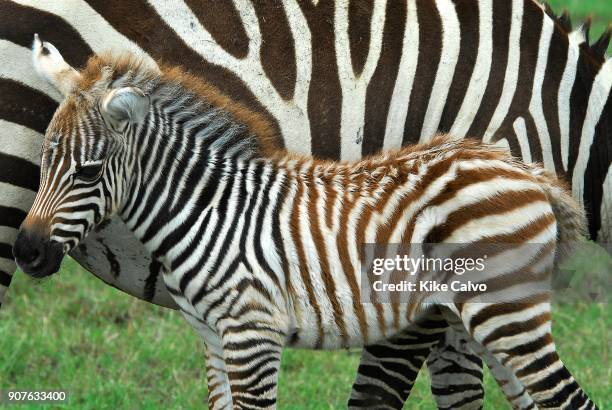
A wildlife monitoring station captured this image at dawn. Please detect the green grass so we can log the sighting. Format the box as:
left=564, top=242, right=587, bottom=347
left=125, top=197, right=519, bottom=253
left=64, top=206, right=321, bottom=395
left=0, top=256, right=610, bottom=409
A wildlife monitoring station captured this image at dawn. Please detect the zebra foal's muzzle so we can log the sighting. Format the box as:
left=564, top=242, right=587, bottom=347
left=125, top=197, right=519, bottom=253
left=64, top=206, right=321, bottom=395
left=13, top=224, right=64, bottom=278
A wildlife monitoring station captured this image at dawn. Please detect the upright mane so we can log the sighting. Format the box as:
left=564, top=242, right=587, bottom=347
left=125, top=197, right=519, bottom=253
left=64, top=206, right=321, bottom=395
left=75, top=52, right=281, bottom=157
left=539, top=1, right=611, bottom=65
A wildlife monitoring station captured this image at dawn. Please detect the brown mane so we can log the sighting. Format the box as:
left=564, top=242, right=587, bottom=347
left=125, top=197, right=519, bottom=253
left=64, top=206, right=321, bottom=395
left=75, top=52, right=282, bottom=156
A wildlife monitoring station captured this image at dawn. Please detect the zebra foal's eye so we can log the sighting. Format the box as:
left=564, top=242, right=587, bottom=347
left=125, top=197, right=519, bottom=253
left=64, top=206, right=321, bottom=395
left=75, top=162, right=104, bottom=181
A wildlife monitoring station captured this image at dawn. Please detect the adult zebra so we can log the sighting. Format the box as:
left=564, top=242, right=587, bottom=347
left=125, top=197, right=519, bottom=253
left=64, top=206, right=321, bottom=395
left=0, top=0, right=610, bottom=408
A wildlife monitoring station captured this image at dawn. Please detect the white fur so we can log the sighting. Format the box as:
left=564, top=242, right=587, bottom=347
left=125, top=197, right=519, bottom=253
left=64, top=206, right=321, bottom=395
left=32, top=33, right=81, bottom=95
left=419, top=0, right=461, bottom=142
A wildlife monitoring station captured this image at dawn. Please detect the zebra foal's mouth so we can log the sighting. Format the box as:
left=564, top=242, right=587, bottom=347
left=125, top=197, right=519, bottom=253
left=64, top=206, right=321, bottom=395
left=13, top=228, right=64, bottom=278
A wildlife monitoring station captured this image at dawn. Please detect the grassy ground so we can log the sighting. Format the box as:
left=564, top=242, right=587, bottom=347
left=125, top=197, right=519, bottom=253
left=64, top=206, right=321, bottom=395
left=0, top=258, right=610, bottom=409
left=1, top=1, right=611, bottom=409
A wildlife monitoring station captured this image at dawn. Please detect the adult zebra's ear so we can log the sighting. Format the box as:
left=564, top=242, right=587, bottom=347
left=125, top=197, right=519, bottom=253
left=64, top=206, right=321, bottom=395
left=32, top=34, right=81, bottom=96
left=100, top=87, right=150, bottom=133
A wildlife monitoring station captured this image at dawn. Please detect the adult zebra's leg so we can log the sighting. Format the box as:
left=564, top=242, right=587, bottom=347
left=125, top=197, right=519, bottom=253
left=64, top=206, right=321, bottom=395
left=348, top=310, right=448, bottom=409
left=0, top=243, right=16, bottom=309
left=0, top=187, right=35, bottom=310
left=427, top=328, right=485, bottom=410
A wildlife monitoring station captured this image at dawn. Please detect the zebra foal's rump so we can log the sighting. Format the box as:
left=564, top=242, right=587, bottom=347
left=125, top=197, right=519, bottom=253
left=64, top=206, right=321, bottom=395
left=14, top=49, right=599, bottom=409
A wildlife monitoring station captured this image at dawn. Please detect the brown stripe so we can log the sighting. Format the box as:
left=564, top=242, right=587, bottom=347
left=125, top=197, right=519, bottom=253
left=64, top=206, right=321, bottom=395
left=438, top=0, right=480, bottom=133
left=353, top=174, right=389, bottom=336
left=355, top=164, right=415, bottom=329
left=468, top=295, right=548, bottom=333
left=324, top=177, right=338, bottom=230
left=335, top=174, right=370, bottom=343
left=184, top=0, right=249, bottom=59
left=524, top=113, right=543, bottom=163
left=424, top=189, right=548, bottom=243
left=476, top=213, right=556, bottom=244
left=0, top=1, right=92, bottom=67
left=252, top=2, right=297, bottom=101
left=465, top=0, right=512, bottom=138
left=348, top=0, right=374, bottom=77
left=273, top=182, right=300, bottom=340
left=362, top=0, right=407, bottom=156
left=376, top=154, right=459, bottom=244
left=308, top=168, right=349, bottom=346
left=370, top=157, right=460, bottom=322
left=84, top=0, right=283, bottom=150
left=402, top=0, right=441, bottom=145
left=253, top=1, right=297, bottom=100
left=499, top=333, right=553, bottom=367
left=289, top=172, right=324, bottom=348
left=427, top=165, right=536, bottom=207
left=481, top=311, right=551, bottom=347
left=299, top=0, right=342, bottom=159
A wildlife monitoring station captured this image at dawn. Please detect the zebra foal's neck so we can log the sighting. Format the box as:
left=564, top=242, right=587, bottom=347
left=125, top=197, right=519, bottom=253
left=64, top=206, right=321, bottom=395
left=111, top=57, right=284, bottom=262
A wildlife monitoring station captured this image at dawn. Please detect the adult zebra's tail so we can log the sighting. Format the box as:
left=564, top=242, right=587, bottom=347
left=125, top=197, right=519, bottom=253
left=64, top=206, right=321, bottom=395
left=534, top=168, right=588, bottom=243
left=532, top=168, right=588, bottom=279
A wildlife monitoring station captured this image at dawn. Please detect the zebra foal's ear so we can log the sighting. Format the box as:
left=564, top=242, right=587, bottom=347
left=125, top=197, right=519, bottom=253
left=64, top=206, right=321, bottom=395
left=100, top=87, right=150, bottom=133
left=32, top=34, right=81, bottom=96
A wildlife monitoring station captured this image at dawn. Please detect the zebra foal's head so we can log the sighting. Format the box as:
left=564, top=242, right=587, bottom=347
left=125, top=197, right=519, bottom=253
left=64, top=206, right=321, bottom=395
left=14, top=36, right=153, bottom=277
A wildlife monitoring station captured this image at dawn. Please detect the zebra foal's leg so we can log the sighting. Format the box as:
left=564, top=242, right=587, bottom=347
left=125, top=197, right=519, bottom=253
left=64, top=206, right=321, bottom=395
left=204, top=340, right=233, bottom=410
left=216, top=315, right=286, bottom=410
left=441, top=313, right=537, bottom=410
left=454, top=302, right=597, bottom=409
left=181, top=312, right=233, bottom=409
left=348, top=310, right=449, bottom=409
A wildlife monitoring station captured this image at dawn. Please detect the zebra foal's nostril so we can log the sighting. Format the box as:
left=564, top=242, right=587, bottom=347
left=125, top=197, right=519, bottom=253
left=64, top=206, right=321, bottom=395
left=13, top=229, right=47, bottom=271
left=13, top=228, right=64, bottom=278
left=18, top=243, right=41, bottom=264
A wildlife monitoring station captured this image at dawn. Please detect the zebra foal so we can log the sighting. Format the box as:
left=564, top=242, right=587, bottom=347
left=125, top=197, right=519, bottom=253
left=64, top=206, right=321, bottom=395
left=14, top=46, right=597, bottom=409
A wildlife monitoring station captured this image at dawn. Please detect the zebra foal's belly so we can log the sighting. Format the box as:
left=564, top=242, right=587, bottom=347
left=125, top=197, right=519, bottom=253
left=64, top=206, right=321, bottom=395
left=284, top=286, right=419, bottom=350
